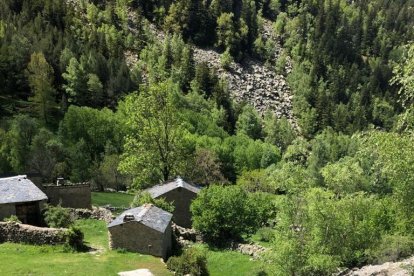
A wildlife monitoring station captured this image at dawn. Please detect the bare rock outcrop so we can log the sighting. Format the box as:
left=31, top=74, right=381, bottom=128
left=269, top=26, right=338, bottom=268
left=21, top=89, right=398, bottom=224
left=193, top=48, right=296, bottom=128
left=337, top=256, right=414, bottom=276
left=124, top=10, right=298, bottom=129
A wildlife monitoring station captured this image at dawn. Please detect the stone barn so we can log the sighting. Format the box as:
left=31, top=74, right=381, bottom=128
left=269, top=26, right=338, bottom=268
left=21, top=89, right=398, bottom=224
left=146, top=177, right=201, bottom=228
left=108, top=204, right=172, bottom=259
left=42, top=181, right=91, bottom=209
left=0, top=175, right=48, bottom=225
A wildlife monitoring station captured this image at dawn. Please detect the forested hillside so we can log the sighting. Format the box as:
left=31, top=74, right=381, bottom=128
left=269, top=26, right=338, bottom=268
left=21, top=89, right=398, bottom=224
left=1, top=0, right=414, bottom=274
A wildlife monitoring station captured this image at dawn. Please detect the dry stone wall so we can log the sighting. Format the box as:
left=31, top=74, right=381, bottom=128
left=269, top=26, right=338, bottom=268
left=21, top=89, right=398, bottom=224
left=0, top=222, right=67, bottom=245
left=69, top=207, right=113, bottom=223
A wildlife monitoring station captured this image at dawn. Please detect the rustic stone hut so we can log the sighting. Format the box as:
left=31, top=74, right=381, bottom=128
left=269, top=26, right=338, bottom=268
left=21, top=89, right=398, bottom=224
left=0, top=175, right=48, bottom=225
left=146, top=177, right=201, bottom=228
left=42, top=179, right=91, bottom=209
left=108, top=204, right=173, bottom=259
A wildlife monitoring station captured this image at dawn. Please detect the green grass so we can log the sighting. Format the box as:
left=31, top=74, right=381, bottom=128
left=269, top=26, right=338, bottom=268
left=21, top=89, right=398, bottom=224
left=0, top=219, right=172, bottom=276
left=92, top=192, right=135, bottom=208
left=191, top=244, right=268, bottom=276
left=1, top=217, right=268, bottom=275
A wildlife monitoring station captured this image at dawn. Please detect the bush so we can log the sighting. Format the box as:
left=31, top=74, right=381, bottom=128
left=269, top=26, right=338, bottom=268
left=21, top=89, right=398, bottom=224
left=64, top=226, right=86, bottom=252
left=44, top=204, right=74, bottom=228
left=367, top=235, right=414, bottom=264
left=3, top=215, right=21, bottom=223
left=191, top=185, right=264, bottom=243
left=167, top=247, right=208, bottom=276
left=220, top=48, right=233, bottom=70
left=257, top=227, right=274, bottom=242
left=131, top=191, right=175, bottom=213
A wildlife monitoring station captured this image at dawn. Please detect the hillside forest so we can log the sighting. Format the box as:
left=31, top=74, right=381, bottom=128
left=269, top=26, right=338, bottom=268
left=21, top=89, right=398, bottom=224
left=1, top=0, right=414, bottom=274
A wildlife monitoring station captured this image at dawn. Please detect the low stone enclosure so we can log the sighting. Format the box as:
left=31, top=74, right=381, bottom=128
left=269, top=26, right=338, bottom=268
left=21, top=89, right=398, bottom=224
left=0, top=207, right=112, bottom=247
left=69, top=207, right=113, bottom=223
left=0, top=222, right=67, bottom=245
left=172, top=223, right=267, bottom=259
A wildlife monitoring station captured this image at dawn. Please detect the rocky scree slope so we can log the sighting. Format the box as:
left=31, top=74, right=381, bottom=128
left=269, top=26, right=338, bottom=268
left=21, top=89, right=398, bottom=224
left=124, top=10, right=297, bottom=129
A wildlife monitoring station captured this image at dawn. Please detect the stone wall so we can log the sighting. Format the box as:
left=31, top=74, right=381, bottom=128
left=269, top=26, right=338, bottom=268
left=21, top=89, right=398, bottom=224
left=0, top=222, right=67, bottom=245
left=109, top=221, right=172, bottom=259
left=159, top=188, right=197, bottom=228
left=0, top=203, right=16, bottom=221
left=69, top=207, right=113, bottom=223
left=43, top=184, right=91, bottom=209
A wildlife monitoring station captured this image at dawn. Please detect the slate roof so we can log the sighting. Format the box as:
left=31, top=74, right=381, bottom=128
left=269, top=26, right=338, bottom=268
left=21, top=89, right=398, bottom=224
left=108, top=204, right=173, bottom=233
left=0, top=175, right=48, bottom=204
left=146, top=177, right=201, bottom=198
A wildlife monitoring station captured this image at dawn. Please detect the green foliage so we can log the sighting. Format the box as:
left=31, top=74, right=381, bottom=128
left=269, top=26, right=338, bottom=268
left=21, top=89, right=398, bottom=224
left=237, top=169, right=273, bottom=193
left=321, top=156, right=369, bottom=196
left=220, top=48, right=233, bottom=70
left=357, top=131, right=414, bottom=233
left=26, top=52, right=56, bottom=123
left=263, top=112, right=296, bottom=151
left=391, top=43, right=414, bottom=108
left=44, top=204, right=73, bottom=228
left=191, top=185, right=266, bottom=242
left=270, top=188, right=392, bottom=275
left=119, top=80, right=188, bottom=188
left=3, top=215, right=21, bottom=223
left=236, top=105, right=263, bottom=140
left=256, top=227, right=274, bottom=242
left=366, top=235, right=414, bottom=264
left=166, top=247, right=208, bottom=276
left=64, top=226, right=86, bottom=252
left=131, top=191, right=175, bottom=213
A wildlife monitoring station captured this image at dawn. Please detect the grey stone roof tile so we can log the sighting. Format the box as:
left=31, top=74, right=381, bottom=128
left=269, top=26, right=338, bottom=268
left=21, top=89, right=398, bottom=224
left=145, top=177, right=201, bottom=198
left=108, top=204, right=173, bottom=233
left=0, top=175, right=48, bottom=204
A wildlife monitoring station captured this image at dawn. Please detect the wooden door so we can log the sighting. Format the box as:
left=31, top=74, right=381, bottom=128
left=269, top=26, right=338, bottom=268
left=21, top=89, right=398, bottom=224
left=15, top=202, right=39, bottom=225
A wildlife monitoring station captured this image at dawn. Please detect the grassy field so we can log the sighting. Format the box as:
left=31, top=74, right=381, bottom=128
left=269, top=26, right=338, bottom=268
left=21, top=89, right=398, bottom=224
left=91, top=192, right=135, bottom=208
left=0, top=219, right=171, bottom=275
left=203, top=246, right=267, bottom=275
left=0, top=219, right=267, bottom=275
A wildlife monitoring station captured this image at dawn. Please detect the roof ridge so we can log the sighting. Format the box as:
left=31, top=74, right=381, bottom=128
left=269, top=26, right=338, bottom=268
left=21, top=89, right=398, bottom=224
left=135, top=204, right=153, bottom=221
left=0, top=175, right=27, bottom=181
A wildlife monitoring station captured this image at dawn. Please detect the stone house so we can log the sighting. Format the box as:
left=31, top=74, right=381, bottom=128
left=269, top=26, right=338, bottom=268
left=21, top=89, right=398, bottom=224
left=0, top=175, right=48, bottom=225
left=108, top=204, right=173, bottom=259
left=42, top=180, right=91, bottom=209
left=146, top=177, right=201, bottom=228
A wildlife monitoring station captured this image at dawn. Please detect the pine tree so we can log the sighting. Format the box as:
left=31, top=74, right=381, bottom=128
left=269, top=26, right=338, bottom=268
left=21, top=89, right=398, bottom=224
left=26, top=52, right=56, bottom=123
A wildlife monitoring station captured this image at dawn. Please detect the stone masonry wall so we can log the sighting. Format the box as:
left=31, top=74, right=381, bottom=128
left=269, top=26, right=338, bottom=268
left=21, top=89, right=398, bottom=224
left=43, top=184, right=91, bottom=209
left=0, top=222, right=67, bottom=245
left=0, top=204, right=16, bottom=221
left=159, top=188, right=197, bottom=228
left=109, top=221, right=171, bottom=259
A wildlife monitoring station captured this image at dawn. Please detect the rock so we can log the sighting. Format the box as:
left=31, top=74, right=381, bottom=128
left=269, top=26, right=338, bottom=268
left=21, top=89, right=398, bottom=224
left=122, top=11, right=299, bottom=131
left=340, top=256, right=414, bottom=276
left=118, top=269, right=154, bottom=276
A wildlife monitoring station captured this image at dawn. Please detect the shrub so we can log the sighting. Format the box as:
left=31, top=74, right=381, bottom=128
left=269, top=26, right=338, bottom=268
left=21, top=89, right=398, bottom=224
left=191, top=185, right=263, bottom=243
left=64, top=226, right=86, bottom=252
left=367, top=235, right=414, bottom=264
left=3, top=215, right=21, bottom=223
left=44, top=204, right=73, bottom=228
left=167, top=247, right=208, bottom=276
left=220, top=48, right=233, bottom=70
left=257, top=227, right=274, bottom=242
left=131, top=191, right=175, bottom=213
